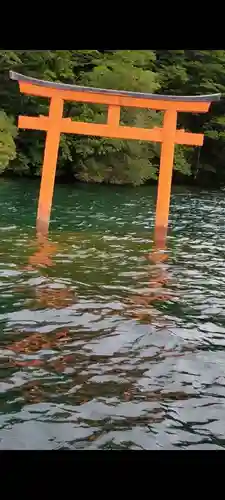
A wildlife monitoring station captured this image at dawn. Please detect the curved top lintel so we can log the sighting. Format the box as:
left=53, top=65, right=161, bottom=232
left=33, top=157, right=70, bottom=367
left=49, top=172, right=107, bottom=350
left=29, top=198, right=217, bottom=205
left=9, top=71, right=221, bottom=103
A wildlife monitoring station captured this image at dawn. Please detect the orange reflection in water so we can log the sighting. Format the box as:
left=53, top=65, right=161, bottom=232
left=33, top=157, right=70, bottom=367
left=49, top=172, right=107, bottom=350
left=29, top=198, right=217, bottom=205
left=34, top=286, right=77, bottom=309
left=9, top=232, right=77, bottom=362
left=25, top=232, right=57, bottom=270
left=9, top=330, right=69, bottom=355
left=125, top=231, right=175, bottom=322
left=26, top=232, right=77, bottom=309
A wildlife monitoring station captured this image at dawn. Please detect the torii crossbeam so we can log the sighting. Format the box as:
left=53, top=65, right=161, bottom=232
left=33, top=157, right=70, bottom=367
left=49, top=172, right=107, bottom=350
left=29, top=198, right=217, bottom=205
left=10, top=71, right=220, bottom=240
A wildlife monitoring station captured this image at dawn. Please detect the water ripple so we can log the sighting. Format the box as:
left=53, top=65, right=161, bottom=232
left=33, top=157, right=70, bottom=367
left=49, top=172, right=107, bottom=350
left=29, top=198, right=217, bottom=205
left=0, top=181, right=225, bottom=449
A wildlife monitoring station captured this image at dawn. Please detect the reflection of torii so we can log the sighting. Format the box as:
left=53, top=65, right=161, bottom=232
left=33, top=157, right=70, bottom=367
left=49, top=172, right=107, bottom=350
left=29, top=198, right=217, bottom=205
left=145, top=237, right=171, bottom=297
left=9, top=233, right=75, bottom=367
left=125, top=232, right=174, bottom=322
left=26, top=232, right=77, bottom=309
left=25, top=232, right=57, bottom=270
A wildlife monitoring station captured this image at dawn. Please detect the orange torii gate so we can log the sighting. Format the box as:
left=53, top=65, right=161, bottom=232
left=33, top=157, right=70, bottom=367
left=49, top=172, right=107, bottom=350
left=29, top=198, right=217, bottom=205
left=10, top=71, right=220, bottom=240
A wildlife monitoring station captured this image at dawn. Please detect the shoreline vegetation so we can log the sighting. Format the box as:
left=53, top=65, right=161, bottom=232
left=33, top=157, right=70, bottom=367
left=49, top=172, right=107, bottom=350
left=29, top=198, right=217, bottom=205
left=1, top=50, right=225, bottom=188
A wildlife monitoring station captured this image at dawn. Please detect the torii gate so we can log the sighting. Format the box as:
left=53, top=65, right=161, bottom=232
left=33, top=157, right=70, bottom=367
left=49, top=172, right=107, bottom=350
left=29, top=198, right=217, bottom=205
left=10, top=71, right=220, bottom=241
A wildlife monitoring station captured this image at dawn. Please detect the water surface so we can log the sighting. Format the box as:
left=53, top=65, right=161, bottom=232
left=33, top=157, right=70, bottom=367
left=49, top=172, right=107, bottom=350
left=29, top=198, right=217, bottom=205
left=1, top=179, right=225, bottom=450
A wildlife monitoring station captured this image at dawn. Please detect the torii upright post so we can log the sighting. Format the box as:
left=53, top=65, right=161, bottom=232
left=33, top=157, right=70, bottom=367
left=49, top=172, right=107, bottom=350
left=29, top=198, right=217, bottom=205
left=10, top=71, right=220, bottom=240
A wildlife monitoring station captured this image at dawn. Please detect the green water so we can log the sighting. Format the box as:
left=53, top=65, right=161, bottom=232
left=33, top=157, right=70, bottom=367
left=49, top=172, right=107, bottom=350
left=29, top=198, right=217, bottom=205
left=1, top=178, right=225, bottom=449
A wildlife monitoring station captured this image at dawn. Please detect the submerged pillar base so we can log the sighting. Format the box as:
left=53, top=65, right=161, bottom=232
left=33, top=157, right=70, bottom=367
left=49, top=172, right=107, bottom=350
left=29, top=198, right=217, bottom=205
left=36, top=218, right=49, bottom=237
left=154, top=225, right=168, bottom=249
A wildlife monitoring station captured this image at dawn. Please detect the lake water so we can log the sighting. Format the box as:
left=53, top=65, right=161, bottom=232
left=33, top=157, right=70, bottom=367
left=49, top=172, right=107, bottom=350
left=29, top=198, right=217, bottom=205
left=1, top=179, right=225, bottom=450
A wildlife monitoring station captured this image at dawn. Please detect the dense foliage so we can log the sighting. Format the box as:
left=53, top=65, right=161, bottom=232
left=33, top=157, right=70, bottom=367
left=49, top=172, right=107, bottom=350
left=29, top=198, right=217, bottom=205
left=0, top=50, right=224, bottom=186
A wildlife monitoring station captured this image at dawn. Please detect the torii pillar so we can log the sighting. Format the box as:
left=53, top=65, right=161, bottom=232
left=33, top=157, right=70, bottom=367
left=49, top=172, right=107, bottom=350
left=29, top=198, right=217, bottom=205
left=10, top=71, right=220, bottom=242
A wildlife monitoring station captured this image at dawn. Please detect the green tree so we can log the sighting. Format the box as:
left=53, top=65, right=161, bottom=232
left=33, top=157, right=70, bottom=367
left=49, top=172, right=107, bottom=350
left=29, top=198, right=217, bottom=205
left=0, top=49, right=224, bottom=187
left=154, top=50, right=225, bottom=186
left=71, top=50, right=162, bottom=185
left=0, top=110, right=17, bottom=172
